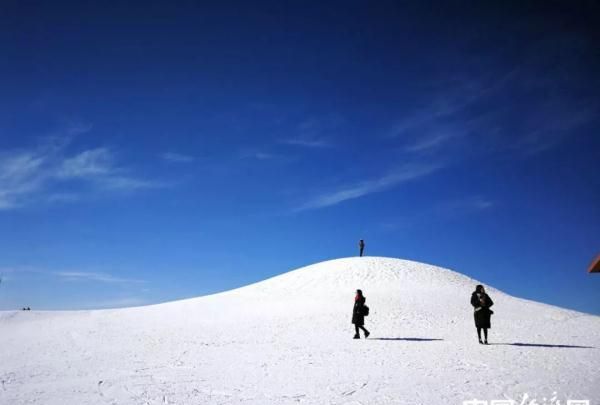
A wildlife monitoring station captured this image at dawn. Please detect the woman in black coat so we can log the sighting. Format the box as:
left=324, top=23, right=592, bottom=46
left=352, top=289, right=370, bottom=339
left=471, top=285, right=494, bottom=344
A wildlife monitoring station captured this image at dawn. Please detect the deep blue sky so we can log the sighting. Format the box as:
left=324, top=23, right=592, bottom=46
left=1, top=1, right=599, bottom=313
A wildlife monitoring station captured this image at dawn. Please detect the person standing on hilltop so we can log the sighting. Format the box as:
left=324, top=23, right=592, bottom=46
left=359, top=239, right=365, bottom=257
left=352, top=289, right=370, bottom=339
left=471, top=285, right=494, bottom=344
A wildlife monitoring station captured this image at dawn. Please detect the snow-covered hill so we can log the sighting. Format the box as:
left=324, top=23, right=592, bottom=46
left=1, top=257, right=599, bottom=404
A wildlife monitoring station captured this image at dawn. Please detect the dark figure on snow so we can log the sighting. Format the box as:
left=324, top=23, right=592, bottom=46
left=352, top=289, right=370, bottom=339
left=359, top=239, right=365, bottom=257
left=471, top=285, right=494, bottom=344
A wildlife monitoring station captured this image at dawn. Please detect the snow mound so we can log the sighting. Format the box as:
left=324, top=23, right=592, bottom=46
left=1, top=256, right=599, bottom=405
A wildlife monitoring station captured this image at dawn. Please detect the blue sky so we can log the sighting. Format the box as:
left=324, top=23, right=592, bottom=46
left=1, top=1, right=599, bottom=313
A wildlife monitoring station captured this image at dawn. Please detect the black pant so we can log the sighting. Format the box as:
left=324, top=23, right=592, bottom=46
left=477, top=327, right=488, bottom=341
left=355, top=325, right=369, bottom=336
left=359, top=247, right=364, bottom=257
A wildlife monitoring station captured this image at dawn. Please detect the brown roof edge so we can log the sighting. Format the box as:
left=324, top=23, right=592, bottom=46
left=588, top=254, right=600, bottom=273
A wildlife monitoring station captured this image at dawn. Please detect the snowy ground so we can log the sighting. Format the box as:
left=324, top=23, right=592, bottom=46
left=1, top=257, right=599, bottom=405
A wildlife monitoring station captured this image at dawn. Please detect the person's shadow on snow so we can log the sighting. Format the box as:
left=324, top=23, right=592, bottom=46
left=371, top=337, right=444, bottom=342
left=490, top=342, right=595, bottom=349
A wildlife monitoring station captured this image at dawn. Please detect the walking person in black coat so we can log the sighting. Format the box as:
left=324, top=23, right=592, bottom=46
left=352, top=289, right=370, bottom=339
left=471, top=285, right=494, bottom=344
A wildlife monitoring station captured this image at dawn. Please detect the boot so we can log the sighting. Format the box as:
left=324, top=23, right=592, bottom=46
left=364, top=330, right=370, bottom=338
left=353, top=334, right=360, bottom=339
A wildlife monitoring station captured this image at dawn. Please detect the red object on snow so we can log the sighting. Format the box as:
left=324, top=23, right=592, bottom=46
left=588, top=255, right=600, bottom=273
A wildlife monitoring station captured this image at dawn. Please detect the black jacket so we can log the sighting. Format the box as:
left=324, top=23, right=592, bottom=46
left=352, top=296, right=366, bottom=326
left=471, top=291, right=494, bottom=328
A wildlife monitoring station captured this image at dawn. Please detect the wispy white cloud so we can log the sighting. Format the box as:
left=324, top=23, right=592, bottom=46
left=280, top=117, right=339, bottom=148
left=57, top=148, right=114, bottom=178
left=0, top=266, right=43, bottom=275
left=45, top=192, right=82, bottom=204
left=280, top=137, right=332, bottom=148
left=65, top=121, right=94, bottom=136
left=403, top=132, right=459, bottom=153
left=294, top=163, right=442, bottom=212
left=161, top=152, right=195, bottom=163
left=436, top=196, right=494, bottom=215
left=390, top=62, right=596, bottom=158
left=56, top=271, right=146, bottom=284
left=239, top=148, right=281, bottom=161
left=0, top=140, right=165, bottom=210
left=252, top=152, right=277, bottom=160
left=379, top=195, right=494, bottom=231
left=1, top=267, right=146, bottom=285
left=58, top=148, right=165, bottom=190
left=95, top=176, right=165, bottom=191
left=515, top=104, right=597, bottom=155
left=0, top=152, right=47, bottom=209
left=388, top=73, right=513, bottom=139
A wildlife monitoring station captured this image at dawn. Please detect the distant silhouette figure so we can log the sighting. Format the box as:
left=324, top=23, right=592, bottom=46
left=471, top=285, right=494, bottom=344
left=359, top=239, right=365, bottom=257
left=352, top=289, right=370, bottom=339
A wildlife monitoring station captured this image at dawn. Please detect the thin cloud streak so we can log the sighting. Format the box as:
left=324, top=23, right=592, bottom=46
left=0, top=141, right=165, bottom=210
left=280, top=116, right=340, bottom=148
left=294, top=163, right=443, bottom=212
left=57, top=148, right=115, bottom=178
left=403, top=132, right=459, bottom=153
left=379, top=195, right=494, bottom=231
left=436, top=196, right=494, bottom=215
left=96, top=176, right=166, bottom=191
left=161, top=152, right=195, bottom=163
left=0, top=152, right=47, bottom=209
left=65, top=121, right=94, bottom=136
left=56, top=271, right=146, bottom=284
left=390, top=61, right=596, bottom=158
left=389, top=70, right=518, bottom=139
left=253, top=152, right=277, bottom=160
left=515, top=105, right=597, bottom=155
left=238, top=148, right=282, bottom=161
left=280, top=138, right=333, bottom=148
left=0, top=267, right=145, bottom=285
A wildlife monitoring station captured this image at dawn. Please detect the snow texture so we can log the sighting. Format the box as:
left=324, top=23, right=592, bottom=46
left=1, top=257, right=599, bottom=404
